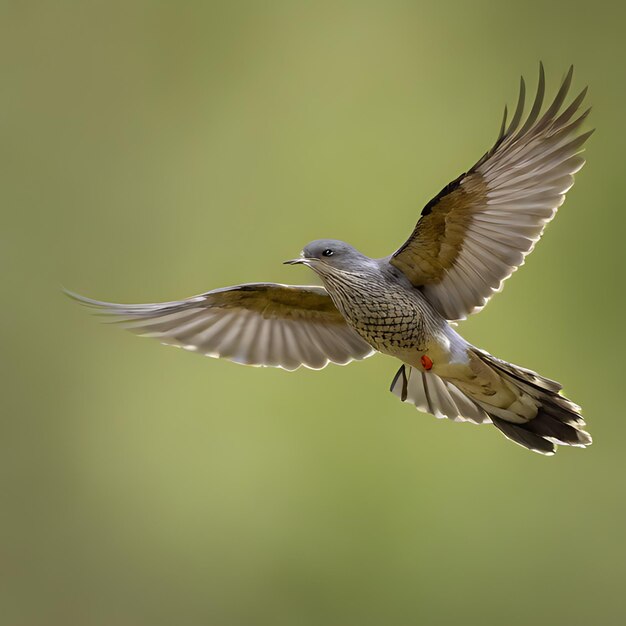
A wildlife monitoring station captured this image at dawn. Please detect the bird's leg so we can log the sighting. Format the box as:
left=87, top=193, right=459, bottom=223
left=389, top=364, right=409, bottom=402
left=400, top=365, right=408, bottom=401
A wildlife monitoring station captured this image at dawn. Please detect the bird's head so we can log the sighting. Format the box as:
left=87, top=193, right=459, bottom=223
left=284, top=239, right=373, bottom=275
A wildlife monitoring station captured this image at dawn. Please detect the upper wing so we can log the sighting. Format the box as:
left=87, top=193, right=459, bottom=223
left=67, top=283, right=375, bottom=370
left=389, top=64, right=592, bottom=320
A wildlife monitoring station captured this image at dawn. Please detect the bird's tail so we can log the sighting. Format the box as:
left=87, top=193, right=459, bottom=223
left=390, top=349, right=591, bottom=455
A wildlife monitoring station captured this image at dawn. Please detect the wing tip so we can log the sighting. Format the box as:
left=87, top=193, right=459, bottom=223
left=63, top=287, right=109, bottom=309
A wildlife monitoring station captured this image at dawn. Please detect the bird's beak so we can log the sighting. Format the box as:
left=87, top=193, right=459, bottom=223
left=283, top=257, right=316, bottom=265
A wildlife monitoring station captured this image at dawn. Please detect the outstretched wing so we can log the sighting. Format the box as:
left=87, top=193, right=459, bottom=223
left=389, top=64, right=592, bottom=321
left=67, top=283, right=375, bottom=370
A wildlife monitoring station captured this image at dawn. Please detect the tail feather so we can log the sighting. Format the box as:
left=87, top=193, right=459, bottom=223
left=473, top=348, right=591, bottom=452
left=524, top=408, right=591, bottom=446
left=491, top=407, right=590, bottom=456
left=490, top=417, right=558, bottom=456
left=473, top=348, right=563, bottom=394
left=390, top=364, right=490, bottom=425
left=390, top=351, right=592, bottom=455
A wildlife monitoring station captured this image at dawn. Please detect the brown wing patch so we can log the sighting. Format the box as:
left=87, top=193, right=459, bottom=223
left=205, top=284, right=345, bottom=322
left=391, top=173, right=487, bottom=285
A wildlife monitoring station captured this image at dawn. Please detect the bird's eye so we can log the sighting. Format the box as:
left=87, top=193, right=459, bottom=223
left=322, top=249, right=334, bottom=257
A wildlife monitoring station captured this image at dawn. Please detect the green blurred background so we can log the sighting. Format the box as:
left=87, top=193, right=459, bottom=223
left=3, top=2, right=625, bottom=625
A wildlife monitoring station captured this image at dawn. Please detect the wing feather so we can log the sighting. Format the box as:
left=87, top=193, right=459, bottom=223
left=389, top=65, right=592, bottom=320
left=66, top=283, right=375, bottom=370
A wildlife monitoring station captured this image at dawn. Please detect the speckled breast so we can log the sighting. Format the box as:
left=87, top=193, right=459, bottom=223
left=321, top=272, right=428, bottom=353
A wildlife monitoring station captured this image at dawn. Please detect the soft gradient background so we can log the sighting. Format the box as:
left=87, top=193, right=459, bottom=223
left=3, top=2, right=625, bottom=625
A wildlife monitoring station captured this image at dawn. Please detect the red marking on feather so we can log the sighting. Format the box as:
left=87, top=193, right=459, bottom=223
left=421, top=354, right=433, bottom=371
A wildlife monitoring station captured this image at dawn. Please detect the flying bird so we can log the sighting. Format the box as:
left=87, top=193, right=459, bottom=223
left=68, top=65, right=593, bottom=455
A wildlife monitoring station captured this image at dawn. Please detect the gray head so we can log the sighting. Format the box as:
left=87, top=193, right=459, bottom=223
left=284, top=239, right=374, bottom=274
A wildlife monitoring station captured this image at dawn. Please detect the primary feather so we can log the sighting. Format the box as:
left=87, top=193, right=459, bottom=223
left=390, top=63, right=592, bottom=320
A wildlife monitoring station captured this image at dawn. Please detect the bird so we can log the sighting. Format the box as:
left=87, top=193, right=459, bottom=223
left=68, top=64, right=593, bottom=455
